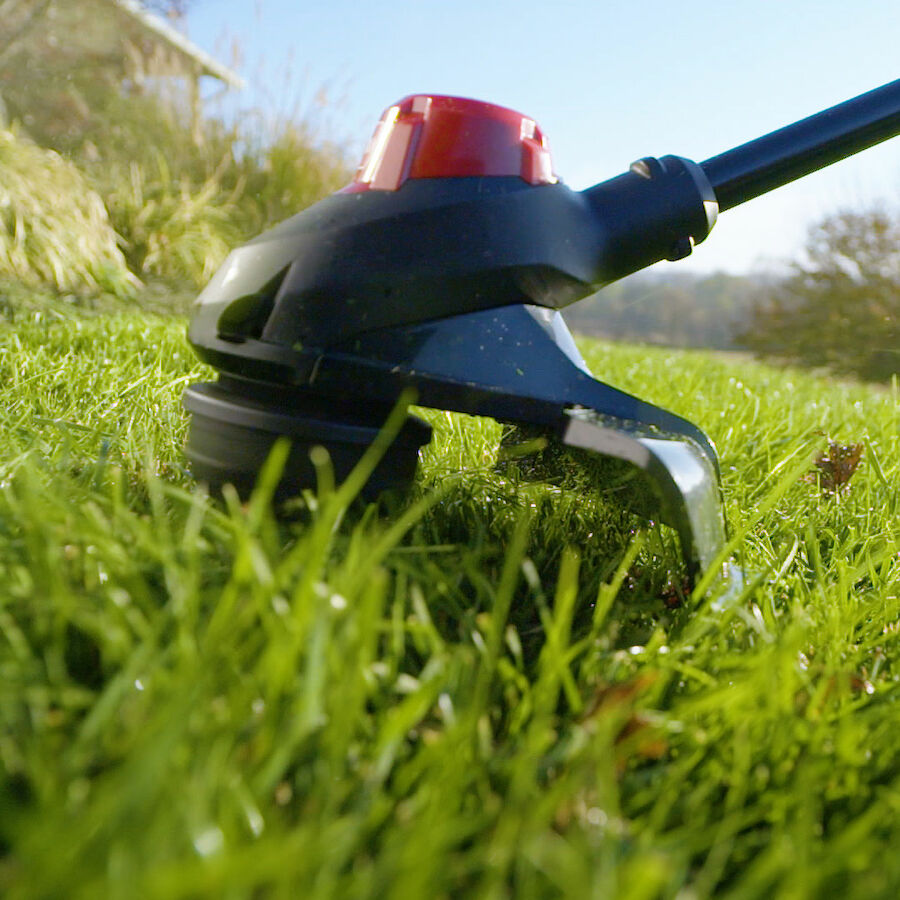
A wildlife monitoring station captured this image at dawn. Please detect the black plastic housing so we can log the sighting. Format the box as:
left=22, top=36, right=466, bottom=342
left=190, top=158, right=716, bottom=357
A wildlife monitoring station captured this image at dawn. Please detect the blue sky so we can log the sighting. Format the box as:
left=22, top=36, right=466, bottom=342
left=186, top=0, right=899, bottom=275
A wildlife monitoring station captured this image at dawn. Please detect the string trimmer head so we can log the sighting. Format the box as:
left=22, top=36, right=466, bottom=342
left=185, top=81, right=900, bottom=585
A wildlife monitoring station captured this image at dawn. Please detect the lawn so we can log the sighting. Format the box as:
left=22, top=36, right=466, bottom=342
left=0, top=306, right=897, bottom=898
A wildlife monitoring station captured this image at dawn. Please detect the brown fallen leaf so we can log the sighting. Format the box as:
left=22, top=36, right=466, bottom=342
left=581, top=673, right=658, bottom=721
left=805, top=440, right=864, bottom=494
left=580, top=674, right=668, bottom=772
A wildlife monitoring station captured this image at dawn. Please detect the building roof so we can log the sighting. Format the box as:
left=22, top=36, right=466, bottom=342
left=105, top=0, right=245, bottom=88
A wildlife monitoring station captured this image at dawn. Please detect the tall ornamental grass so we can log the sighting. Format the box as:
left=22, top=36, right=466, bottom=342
left=0, top=128, right=136, bottom=298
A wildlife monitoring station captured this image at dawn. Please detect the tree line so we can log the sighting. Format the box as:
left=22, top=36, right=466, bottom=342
left=565, top=208, right=899, bottom=383
left=563, top=270, right=761, bottom=352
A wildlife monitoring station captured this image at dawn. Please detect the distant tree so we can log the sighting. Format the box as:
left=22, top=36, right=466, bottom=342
left=742, top=210, right=900, bottom=381
left=564, top=270, right=759, bottom=350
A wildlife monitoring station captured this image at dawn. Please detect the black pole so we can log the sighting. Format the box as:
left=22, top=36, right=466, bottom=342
left=701, top=78, right=900, bottom=212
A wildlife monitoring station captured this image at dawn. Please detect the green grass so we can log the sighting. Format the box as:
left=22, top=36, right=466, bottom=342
left=0, top=308, right=897, bottom=898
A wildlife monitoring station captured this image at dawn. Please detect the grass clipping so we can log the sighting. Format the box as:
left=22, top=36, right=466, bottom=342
left=0, top=128, right=136, bottom=296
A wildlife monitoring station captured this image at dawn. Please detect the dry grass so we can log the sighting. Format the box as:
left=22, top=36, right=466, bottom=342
left=0, top=128, right=136, bottom=297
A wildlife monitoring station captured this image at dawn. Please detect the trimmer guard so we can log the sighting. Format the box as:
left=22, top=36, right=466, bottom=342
left=186, top=301, right=734, bottom=587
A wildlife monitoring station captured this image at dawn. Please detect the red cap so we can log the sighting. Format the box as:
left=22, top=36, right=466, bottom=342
left=346, top=94, right=557, bottom=192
